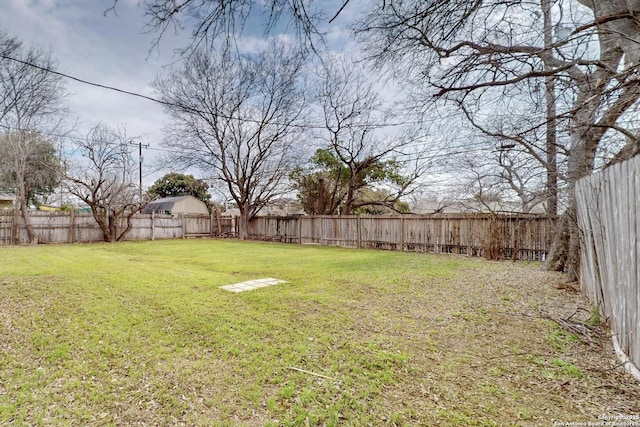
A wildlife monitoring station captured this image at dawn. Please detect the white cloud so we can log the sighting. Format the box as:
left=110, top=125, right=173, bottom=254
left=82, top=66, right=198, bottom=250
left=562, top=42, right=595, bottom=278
left=1, top=0, right=415, bottom=188
left=0, top=0, right=183, bottom=185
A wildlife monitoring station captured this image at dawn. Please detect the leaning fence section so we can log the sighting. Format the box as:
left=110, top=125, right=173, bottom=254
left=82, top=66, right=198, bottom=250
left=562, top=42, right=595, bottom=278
left=576, top=156, right=640, bottom=378
left=247, top=214, right=554, bottom=261
left=0, top=211, right=234, bottom=245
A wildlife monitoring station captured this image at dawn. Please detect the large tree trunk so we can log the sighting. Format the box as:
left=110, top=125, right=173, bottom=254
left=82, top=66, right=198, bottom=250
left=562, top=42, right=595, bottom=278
left=19, top=201, right=36, bottom=244
left=91, top=206, right=113, bottom=242
left=17, top=181, right=36, bottom=244
left=543, top=83, right=600, bottom=281
left=108, top=211, right=117, bottom=243
left=542, top=0, right=558, bottom=217
left=543, top=204, right=580, bottom=282
left=542, top=154, right=587, bottom=282
left=238, top=202, right=250, bottom=240
left=12, top=208, right=19, bottom=245
left=116, top=209, right=135, bottom=242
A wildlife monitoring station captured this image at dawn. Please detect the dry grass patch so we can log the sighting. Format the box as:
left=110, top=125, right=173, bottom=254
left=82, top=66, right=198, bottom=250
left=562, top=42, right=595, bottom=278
left=0, top=240, right=638, bottom=426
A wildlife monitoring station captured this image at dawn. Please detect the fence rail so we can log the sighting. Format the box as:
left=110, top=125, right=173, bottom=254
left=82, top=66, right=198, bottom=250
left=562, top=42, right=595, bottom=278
left=247, top=214, right=555, bottom=261
left=576, top=155, right=640, bottom=379
left=0, top=211, right=234, bottom=245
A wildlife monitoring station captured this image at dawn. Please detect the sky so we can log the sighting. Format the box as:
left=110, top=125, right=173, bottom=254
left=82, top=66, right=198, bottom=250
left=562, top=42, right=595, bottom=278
left=1, top=0, right=204, bottom=185
left=1, top=1, right=595, bottom=210
left=0, top=1, right=501, bottom=212
left=1, top=0, right=369, bottom=189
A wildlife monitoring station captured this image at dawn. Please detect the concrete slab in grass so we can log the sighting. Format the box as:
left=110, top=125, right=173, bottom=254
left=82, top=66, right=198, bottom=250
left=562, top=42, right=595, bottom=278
left=220, top=278, right=288, bottom=293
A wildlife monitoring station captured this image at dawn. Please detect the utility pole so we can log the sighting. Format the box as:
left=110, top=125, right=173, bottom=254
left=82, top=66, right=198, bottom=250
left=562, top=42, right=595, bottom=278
left=542, top=0, right=558, bottom=217
left=130, top=138, right=149, bottom=200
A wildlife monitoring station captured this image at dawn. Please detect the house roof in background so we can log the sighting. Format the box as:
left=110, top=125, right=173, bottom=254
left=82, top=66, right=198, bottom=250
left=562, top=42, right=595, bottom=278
left=142, top=195, right=207, bottom=214
left=412, top=200, right=547, bottom=215
left=143, top=196, right=189, bottom=214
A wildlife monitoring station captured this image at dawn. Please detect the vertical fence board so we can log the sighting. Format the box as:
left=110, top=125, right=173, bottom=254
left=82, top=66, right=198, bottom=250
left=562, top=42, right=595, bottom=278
left=630, top=161, right=639, bottom=359
left=576, top=155, right=640, bottom=377
left=635, top=159, right=640, bottom=364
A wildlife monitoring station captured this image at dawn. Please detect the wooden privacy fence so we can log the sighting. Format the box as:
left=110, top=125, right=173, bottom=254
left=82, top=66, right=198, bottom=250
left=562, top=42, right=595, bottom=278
left=0, top=212, right=13, bottom=245
left=576, top=155, right=640, bottom=379
left=247, top=214, right=555, bottom=261
left=0, top=211, right=234, bottom=245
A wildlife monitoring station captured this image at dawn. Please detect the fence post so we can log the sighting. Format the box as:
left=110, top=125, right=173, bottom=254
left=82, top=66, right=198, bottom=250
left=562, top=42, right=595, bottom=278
left=357, top=216, right=362, bottom=248
left=114, top=211, right=118, bottom=242
left=69, top=210, right=75, bottom=243
left=151, top=212, right=155, bottom=241
left=181, top=213, right=186, bottom=238
left=13, top=208, right=19, bottom=245
left=263, top=217, right=268, bottom=241
left=467, top=218, right=472, bottom=256
left=399, top=216, right=405, bottom=251
left=298, top=216, right=302, bottom=244
left=232, top=215, right=237, bottom=237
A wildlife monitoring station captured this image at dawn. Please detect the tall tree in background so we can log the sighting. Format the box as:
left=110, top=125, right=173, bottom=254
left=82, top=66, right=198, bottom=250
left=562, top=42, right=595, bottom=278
left=66, top=123, right=143, bottom=242
left=147, top=172, right=211, bottom=209
left=290, top=55, right=422, bottom=215
left=153, top=41, right=308, bottom=239
left=450, top=148, right=548, bottom=214
left=0, top=31, right=66, bottom=243
left=300, top=55, right=424, bottom=215
left=291, top=147, right=411, bottom=215
left=0, top=131, right=61, bottom=204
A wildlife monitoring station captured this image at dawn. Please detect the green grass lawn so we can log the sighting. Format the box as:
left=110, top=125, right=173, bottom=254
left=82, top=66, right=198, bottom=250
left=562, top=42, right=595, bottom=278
left=0, top=240, right=638, bottom=426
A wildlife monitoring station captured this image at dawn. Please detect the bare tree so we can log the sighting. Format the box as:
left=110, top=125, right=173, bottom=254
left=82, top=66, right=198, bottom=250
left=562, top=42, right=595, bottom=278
left=153, top=41, right=308, bottom=239
left=0, top=29, right=20, bottom=121
left=450, top=107, right=557, bottom=214
left=450, top=147, right=548, bottom=214
left=0, top=34, right=66, bottom=243
left=496, top=147, right=549, bottom=213
left=66, top=124, right=143, bottom=242
left=296, top=55, right=425, bottom=215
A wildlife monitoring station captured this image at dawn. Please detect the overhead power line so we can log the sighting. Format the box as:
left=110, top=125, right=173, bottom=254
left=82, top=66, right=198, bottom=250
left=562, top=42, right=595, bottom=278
left=0, top=54, right=166, bottom=107
left=0, top=53, right=423, bottom=130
